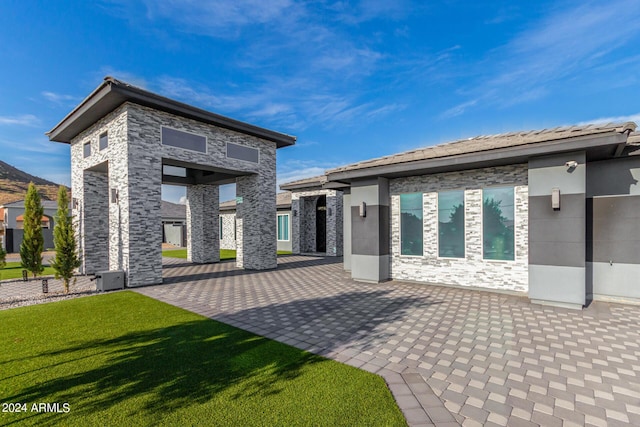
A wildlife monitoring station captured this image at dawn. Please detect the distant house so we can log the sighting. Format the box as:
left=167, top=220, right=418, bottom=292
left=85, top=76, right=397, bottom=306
left=1, top=199, right=58, bottom=253
left=161, top=200, right=186, bottom=247
left=219, top=192, right=293, bottom=253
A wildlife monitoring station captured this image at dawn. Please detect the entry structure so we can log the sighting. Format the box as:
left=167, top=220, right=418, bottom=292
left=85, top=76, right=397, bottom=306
left=279, top=175, right=343, bottom=256
left=47, top=77, right=295, bottom=287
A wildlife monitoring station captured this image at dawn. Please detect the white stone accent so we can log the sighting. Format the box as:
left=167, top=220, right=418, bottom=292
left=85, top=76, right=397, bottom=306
left=389, top=164, right=529, bottom=292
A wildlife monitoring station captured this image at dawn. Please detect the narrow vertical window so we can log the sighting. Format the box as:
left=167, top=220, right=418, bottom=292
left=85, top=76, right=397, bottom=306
left=99, top=132, right=108, bottom=150
left=400, top=193, right=423, bottom=256
left=438, top=191, right=465, bottom=258
left=219, top=216, right=223, bottom=239
left=483, top=187, right=515, bottom=260
left=83, top=142, right=91, bottom=158
left=277, top=214, right=289, bottom=241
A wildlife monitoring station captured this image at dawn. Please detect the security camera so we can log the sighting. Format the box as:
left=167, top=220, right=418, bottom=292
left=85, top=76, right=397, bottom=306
left=565, top=161, right=578, bottom=168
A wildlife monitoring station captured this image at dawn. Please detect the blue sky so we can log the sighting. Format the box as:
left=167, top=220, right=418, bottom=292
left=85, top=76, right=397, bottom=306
left=1, top=0, right=640, bottom=204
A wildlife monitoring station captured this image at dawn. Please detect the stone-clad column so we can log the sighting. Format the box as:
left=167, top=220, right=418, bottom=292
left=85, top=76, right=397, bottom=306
left=186, top=184, right=220, bottom=264
left=291, top=197, right=301, bottom=254
left=81, top=170, right=109, bottom=275
left=236, top=172, right=277, bottom=270
left=326, top=192, right=343, bottom=256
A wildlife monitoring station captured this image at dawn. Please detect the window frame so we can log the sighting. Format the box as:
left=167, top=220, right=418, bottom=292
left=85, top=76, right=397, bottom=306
left=481, top=186, right=516, bottom=262
left=99, top=132, right=108, bottom=151
left=399, top=192, right=424, bottom=257
left=277, top=213, right=290, bottom=241
left=437, top=190, right=466, bottom=259
left=83, top=142, right=91, bottom=158
left=161, top=125, right=208, bottom=154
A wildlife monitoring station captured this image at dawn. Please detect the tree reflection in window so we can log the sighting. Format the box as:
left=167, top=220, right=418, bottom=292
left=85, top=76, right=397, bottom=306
left=400, top=193, right=423, bottom=256
left=483, top=187, right=515, bottom=260
left=438, top=191, right=465, bottom=258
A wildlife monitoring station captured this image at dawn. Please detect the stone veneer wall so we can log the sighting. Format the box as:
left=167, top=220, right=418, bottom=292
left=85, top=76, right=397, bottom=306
left=290, top=188, right=343, bottom=256
left=220, top=213, right=236, bottom=250
left=390, top=164, right=529, bottom=292
left=71, top=101, right=278, bottom=285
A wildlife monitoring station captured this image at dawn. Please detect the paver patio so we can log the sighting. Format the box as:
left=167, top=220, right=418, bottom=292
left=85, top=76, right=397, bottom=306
left=134, top=255, right=639, bottom=426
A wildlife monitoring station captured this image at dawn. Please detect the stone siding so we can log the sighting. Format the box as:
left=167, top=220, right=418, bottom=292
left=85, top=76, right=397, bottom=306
left=390, top=164, right=529, bottom=292
left=290, top=188, right=343, bottom=256
left=220, top=213, right=236, bottom=250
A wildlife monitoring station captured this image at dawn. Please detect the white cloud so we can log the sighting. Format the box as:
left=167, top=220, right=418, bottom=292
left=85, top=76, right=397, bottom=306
left=442, top=0, right=640, bottom=117
left=0, top=114, right=39, bottom=126
left=41, top=91, right=78, bottom=104
left=576, top=113, right=640, bottom=126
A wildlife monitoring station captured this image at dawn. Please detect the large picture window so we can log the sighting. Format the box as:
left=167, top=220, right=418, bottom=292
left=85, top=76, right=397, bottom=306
left=400, top=193, right=423, bottom=256
left=483, top=187, right=515, bottom=260
left=277, top=214, right=289, bottom=241
left=438, top=191, right=465, bottom=258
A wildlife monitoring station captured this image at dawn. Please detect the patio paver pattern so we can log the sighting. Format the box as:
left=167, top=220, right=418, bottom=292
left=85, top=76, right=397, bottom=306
left=132, top=255, right=640, bottom=427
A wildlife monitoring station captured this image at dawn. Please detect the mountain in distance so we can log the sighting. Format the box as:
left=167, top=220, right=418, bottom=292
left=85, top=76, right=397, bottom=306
left=0, top=160, right=68, bottom=205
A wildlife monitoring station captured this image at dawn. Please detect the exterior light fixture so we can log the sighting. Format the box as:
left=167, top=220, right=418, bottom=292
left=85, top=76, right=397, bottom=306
left=42, top=279, right=49, bottom=294
left=359, top=202, right=366, bottom=217
left=328, top=207, right=333, bottom=216
left=551, top=188, right=560, bottom=210
left=111, top=188, right=119, bottom=204
left=565, top=160, right=578, bottom=170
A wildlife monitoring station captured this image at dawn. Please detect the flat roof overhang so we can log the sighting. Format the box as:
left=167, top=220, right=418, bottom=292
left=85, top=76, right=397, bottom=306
left=46, top=77, right=296, bottom=148
left=326, top=132, right=629, bottom=183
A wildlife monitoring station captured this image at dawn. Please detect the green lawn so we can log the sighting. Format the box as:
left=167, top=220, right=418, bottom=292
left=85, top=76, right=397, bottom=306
left=0, top=292, right=406, bottom=426
left=0, top=261, right=56, bottom=280
left=162, top=249, right=292, bottom=260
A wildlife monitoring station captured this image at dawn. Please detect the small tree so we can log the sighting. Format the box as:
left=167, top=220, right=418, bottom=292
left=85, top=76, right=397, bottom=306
left=20, top=182, right=44, bottom=278
left=51, top=186, right=80, bottom=293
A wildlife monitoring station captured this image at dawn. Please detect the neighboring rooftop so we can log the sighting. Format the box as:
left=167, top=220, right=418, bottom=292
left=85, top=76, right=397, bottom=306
left=279, top=175, right=327, bottom=191
left=47, top=77, right=297, bottom=148
left=220, top=192, right=291, bottom=211
left=161, top=200, right=186, bottom=220
left=327, top=122, right=637, bottom=181
left=1, top=200, right=59, bottom=209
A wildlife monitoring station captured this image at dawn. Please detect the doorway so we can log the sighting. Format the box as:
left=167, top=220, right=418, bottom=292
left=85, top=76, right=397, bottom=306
left=316, top=195, right=326, bottom=252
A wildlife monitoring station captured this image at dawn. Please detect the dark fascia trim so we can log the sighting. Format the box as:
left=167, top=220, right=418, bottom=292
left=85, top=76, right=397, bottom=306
left=326, top=132, right=628, bottom=182
left=47, top=77, right=297, bottom=148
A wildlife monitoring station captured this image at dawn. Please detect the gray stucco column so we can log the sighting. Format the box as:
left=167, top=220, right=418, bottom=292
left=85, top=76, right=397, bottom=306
left=236, top=172, right=277, bottom=270
left=186, top=184, right=220, bottom=264
left=350, top=177, right=390, bottom=282
left=528, top=151, right=586, bottom=308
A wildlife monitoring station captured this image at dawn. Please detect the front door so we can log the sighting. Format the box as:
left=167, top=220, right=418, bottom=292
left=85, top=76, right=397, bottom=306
left=316, top=196, right=326, bottom=252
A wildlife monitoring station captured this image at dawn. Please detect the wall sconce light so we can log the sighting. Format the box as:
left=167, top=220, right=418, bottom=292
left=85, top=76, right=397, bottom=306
left=565, top=160, right=578, bottom=171
left=551, top=187, right=561, bottom=210
left=359, top=201, right=366, bottom=217
left=111, top=188, right=119, bottom=204
left=328, top=207, right=333, bottom=216
left=293, top=210, right=297, bottom=217
left=72, top=198, right=79, bottom=209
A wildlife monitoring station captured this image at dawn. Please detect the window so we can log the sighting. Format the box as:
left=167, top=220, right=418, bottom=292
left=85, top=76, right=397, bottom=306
left=483, top=187, right=515, bottom=260
left=219, top=216, right=223, bottom=239
left=83, top=142, right=91, bottom=158
left=438, top=191, right=465, bottom=258
left=400, top=193, right=423, bottom=256
left=277, top=214, right=289, bottom=241
left=161, top=126, right=206, bottom=153
left=99, top=132, right=108, bottom=150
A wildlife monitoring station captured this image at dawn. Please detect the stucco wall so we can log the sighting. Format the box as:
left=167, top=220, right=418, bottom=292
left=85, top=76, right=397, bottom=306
left=389, top=164, right=529, bottom=292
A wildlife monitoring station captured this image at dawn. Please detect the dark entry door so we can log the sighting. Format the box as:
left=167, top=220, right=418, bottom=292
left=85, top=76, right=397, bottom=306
left=316, top=196, right=326, bottom=252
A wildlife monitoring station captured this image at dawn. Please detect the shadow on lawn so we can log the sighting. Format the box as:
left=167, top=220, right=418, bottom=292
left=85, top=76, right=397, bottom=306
left=2, top=317, right=323, bottom=424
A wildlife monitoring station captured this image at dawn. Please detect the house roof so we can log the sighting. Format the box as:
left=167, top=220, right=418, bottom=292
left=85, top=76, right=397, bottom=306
left=279, top=175, right=327, bottom=191
left=219, top=192, right=291, bottom=212
left=1, top=200, right=59, bottom=209
left=16, top=215, right=50, bottom=222
left=161, top=200, right=186, bottom=220
left=47, top=77, right=297, bottom=148
left=326, top=122, right=636, bottom=182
